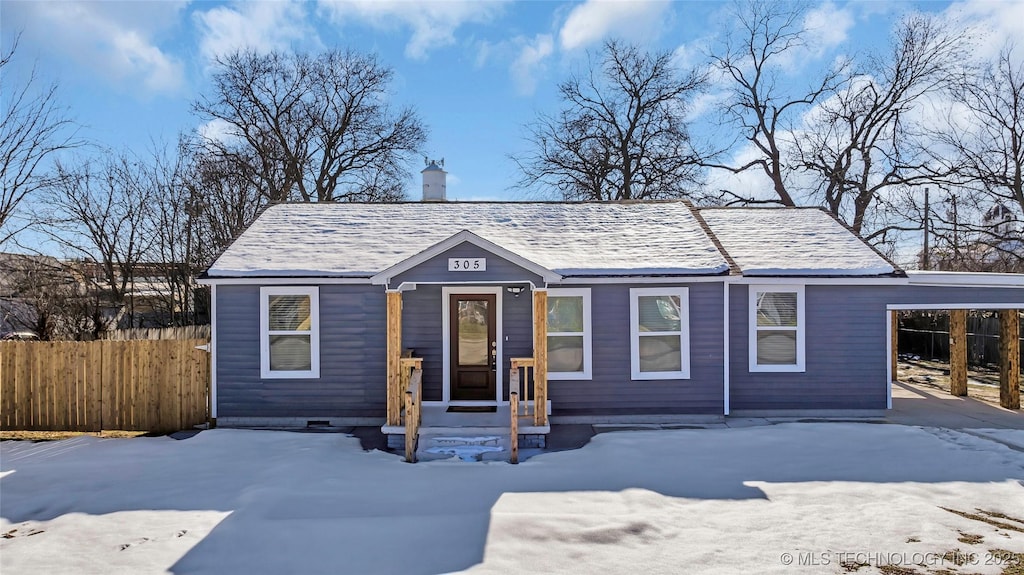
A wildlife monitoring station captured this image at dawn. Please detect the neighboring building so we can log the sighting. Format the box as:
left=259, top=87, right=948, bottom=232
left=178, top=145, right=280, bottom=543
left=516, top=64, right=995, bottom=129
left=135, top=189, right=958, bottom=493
left=931, top=202, right=1023, bottom=273
left=198, top=168, right=1024, bottom=443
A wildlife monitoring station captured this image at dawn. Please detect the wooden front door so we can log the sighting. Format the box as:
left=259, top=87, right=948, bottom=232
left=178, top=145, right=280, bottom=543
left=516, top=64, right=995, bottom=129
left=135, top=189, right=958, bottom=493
left=450, top=293, right=497, bottom=401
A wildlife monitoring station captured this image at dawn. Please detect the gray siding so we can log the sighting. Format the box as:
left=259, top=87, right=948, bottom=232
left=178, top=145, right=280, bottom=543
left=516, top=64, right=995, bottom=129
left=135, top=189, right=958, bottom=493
left=391, top=241, right=544, bottom=286
left=216, top=284, right=387, bottom=418
left=728, top=283, right=1023, bottom=411
left=549, top=283, right=724, bottom=416
left=400, top=284, right=534, bottom=402
left=216, top=276, right=1021, bottom=419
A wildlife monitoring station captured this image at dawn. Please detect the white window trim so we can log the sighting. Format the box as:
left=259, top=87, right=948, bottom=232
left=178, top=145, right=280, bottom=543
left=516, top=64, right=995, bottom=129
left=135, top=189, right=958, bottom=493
left=260, top=286, right=320, bottom=379
left=546, top=287, right=592, bottom=380
left=748, top=284, right=805, bottom=373
left=629, top=287, right=690, bottom=380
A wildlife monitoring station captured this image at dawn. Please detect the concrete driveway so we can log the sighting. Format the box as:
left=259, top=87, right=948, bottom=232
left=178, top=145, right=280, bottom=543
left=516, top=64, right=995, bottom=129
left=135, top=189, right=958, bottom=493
left=888, top=380, right=1023, bottom=429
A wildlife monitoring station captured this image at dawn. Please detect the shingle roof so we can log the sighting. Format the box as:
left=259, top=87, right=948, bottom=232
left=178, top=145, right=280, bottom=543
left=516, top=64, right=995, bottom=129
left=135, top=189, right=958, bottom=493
left=205, top=202, right=899, bottom=279
left=697, top=207, right=896, bottom=276
left=206, top=202, right=729, bottom=278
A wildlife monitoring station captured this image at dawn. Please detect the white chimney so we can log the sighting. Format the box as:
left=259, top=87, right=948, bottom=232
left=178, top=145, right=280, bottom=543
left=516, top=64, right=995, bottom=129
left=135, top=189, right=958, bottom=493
left=421, top=158, right=447, bottom=202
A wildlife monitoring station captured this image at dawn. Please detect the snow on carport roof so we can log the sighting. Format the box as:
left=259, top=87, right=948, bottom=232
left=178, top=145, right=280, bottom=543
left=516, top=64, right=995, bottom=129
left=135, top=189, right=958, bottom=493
left=206, top=202, right=731, bottom=278
left=698, top=207, right=897, bottom=276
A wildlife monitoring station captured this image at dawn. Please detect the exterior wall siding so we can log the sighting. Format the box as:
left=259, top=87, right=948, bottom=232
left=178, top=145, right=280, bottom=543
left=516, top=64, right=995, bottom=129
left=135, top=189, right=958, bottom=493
left=549, top=282, right=724, bottom=415
left=728, top=283, right=1024, bottom=411
left=391, top=241, right=544, bottom=286
left=216, top=284, right=387, bottom=418
left=215, top=275, right=1021, bottom=420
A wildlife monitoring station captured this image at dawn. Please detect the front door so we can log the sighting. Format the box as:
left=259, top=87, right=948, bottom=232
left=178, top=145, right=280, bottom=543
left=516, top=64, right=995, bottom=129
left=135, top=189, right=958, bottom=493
left=450, top=293, right=497, bottom=401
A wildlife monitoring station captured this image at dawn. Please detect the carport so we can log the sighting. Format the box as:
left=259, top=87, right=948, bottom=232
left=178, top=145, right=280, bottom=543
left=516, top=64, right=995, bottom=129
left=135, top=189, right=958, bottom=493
left=885, top=271, right=1022, bottom=414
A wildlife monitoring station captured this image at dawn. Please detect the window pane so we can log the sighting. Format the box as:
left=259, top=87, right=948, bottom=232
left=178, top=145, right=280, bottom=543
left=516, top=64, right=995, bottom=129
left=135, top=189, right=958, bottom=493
left=548, top=335, right=584, bottom=372
left=638, top=334, right=681, bottom=372
left=756, top=292, right=797, bottom=327
left=270, top=335, right=312, bottom=371
left=458, top=300, right=489, bottom=366
left=638, top=296, right=681, bottom=332
left=269, top=295, right=311, bottom=331
left=756, top=331, right=797, bottom=364
left=548, top=296, right=584, bottom=333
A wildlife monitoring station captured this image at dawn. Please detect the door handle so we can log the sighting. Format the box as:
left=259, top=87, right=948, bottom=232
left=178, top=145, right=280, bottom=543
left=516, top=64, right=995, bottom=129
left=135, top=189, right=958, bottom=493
left=490, top=342, right=497, bottom=370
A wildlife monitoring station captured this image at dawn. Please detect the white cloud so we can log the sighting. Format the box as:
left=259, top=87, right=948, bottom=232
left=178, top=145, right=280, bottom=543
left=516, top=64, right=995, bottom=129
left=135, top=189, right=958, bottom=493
left=943, top=0, right=1024, bottom=61
left=3, top=1, right=186, bottom=93
left=510, top=34, right=554, bottom=95
left=318, top=0, right=505, bottom=59
left=803, top=2, right=855, bottom=55
left=197, top=118, right=237, bottom=145
left=559, top=0, right=671, bottom=51
left=194, top=1, right=315, bottom=62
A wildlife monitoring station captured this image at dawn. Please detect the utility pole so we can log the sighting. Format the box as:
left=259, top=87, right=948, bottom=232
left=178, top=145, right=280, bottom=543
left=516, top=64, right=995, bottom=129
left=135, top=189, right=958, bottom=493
left=921, top=186, right=930, bottom=270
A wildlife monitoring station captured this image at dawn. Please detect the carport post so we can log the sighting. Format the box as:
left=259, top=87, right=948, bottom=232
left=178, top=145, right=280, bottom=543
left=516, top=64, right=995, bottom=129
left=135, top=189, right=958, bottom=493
left=999, top=310, right=1020, bottom=410
left=949, top=309, right=968, bottom=397
left=891, top=311, right=898, bottom=384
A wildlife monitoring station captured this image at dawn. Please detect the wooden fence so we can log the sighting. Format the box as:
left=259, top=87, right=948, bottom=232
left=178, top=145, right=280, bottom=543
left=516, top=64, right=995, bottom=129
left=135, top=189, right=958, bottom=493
left=0, top=339, right=209, bottom=433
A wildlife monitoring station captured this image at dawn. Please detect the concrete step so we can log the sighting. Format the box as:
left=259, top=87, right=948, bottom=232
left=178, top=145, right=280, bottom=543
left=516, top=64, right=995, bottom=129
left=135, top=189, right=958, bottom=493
left=417, top=433, right=508, bottom=462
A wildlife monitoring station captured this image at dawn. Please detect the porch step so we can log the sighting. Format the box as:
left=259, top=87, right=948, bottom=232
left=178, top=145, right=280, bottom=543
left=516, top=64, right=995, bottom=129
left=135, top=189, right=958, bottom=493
left=418, top=434, right=507, bottom=462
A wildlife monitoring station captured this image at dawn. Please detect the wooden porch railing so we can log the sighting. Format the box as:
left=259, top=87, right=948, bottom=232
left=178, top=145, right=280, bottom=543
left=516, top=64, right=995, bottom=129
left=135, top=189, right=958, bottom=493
left=509, top=357, right=548, bottom=464
left=399, top=357, right=423, bottom=463
left=404, top=366, right=423, bottom=463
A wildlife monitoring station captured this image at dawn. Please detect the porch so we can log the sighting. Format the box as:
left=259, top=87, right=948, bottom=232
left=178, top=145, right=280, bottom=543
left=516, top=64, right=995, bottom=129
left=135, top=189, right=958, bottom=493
left=383, top=288, right=550, bottom=463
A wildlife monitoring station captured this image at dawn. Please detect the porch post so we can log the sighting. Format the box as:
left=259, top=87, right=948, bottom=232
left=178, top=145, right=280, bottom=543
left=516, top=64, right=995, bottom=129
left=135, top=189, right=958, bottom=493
left=386, top=290, right=402, bottom=426
left=999, top=309, right=1020, bottom=410
left=949, top=309, right=968, bottom=397
left=533, top=288, right=548, bottom=426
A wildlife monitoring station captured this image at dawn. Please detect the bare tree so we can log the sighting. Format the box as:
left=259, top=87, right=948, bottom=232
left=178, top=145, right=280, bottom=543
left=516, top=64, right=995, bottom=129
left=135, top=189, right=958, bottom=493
left=0, top=36, right=79, bottom=243
left=40, top=153, right=157, bottom=328
left=513, top=40, right=706, bottom=201
left=194, top=49, right=427, bottom=204
left=794, top=15, right=966, bottom=239
left=707, top=0, right=845, bottom=206
left=927, top=45, right=1024, bottom=270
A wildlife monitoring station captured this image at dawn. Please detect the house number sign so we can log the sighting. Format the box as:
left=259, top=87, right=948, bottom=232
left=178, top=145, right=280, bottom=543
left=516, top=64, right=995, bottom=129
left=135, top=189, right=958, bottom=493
left=448, top=257, right=486, bottom=271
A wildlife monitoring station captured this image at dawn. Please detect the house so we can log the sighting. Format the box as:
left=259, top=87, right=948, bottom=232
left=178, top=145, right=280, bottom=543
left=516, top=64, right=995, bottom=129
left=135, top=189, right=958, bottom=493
left=198, top=163, right=1023, bottom=448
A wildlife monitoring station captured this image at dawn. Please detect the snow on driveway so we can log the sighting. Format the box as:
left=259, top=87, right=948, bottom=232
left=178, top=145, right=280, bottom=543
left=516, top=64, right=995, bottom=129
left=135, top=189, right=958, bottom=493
left=2, top=423, right=1023, bottom=575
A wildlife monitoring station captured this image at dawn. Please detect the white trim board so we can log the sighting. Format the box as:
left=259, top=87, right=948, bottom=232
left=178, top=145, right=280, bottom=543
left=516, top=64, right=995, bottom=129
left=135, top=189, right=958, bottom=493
left=629, top=287, right=691, bottom=380
left=259, top=286, right=321, bottom=379
left=210, top=283, right=218, bottom=419
left=886, top=303, right=1024, bottom=310
left=441, top=286, right=504, bottom=404
left=198, top=277, right=371, bottom=285
left=546, top=287, right=593, bottom=380
left=723, top=281, right=730, bottom=416
left=905, top=271, right=1024, bottom=287
left=748, top=284, right=806, bottom=373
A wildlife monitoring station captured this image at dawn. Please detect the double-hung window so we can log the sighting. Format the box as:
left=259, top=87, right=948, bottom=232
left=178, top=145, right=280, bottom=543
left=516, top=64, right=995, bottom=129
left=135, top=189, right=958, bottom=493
left=546, top=288, right=592, bottom=380
left=260, top=286, right=320, bottom=379
left=749, top=285, right=805, bottom=372
left=630, top=287, right=690, bottom=380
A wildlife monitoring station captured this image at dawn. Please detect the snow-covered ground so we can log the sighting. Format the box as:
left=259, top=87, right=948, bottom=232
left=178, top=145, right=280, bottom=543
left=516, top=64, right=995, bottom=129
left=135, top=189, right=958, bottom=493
left=2, top=423, right=1023, bottom=575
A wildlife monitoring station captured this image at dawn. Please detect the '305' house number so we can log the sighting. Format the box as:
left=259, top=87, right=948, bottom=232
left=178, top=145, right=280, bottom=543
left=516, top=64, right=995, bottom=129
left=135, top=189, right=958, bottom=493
left=448, top=258, right=486, bottom=271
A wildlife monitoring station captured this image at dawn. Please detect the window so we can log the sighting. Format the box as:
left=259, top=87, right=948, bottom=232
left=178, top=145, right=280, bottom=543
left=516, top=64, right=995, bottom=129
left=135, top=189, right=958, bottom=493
left=749, top=285, right=805, bottom=372
left=546, top=288, right=592, bottom=380
left=630, top=287, right=690, bottom=380
left=260, top=286, right=320, bottom=379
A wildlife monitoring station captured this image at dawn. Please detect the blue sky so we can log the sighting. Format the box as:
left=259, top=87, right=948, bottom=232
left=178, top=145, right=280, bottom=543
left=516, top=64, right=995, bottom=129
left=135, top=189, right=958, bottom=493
left=2, top=0, right=1023, bottom=206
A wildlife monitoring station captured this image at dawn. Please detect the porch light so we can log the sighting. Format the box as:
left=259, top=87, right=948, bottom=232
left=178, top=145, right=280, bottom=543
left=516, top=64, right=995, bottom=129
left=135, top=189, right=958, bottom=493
left=506, top=286, right=526, bottom=297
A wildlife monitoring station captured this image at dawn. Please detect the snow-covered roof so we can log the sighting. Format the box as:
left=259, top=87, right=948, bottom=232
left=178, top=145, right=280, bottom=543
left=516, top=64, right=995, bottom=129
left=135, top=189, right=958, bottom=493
left=698, top=207, right=896, bottom=276
left=206, top=202, right=730, bottom=278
